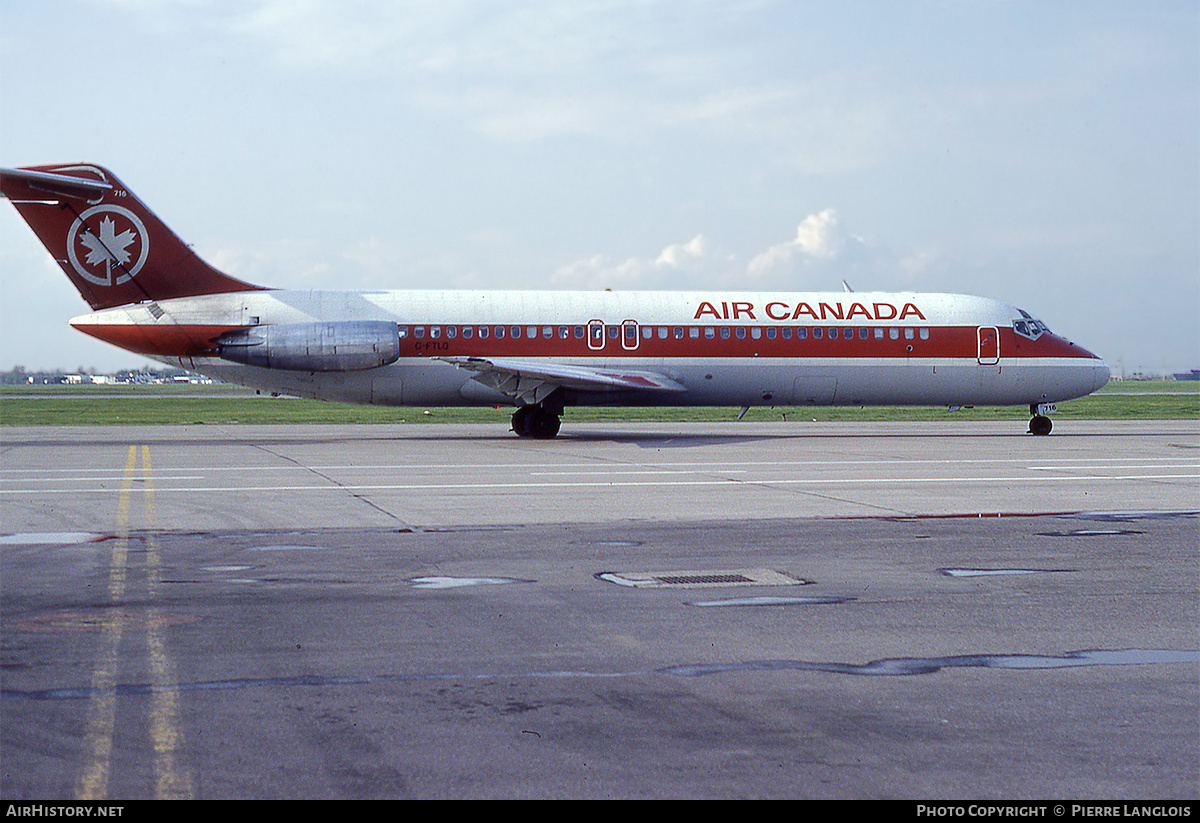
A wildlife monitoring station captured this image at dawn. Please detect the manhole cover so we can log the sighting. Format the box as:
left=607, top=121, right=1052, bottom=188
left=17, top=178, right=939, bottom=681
left=596, top=568, right=810, bottom=589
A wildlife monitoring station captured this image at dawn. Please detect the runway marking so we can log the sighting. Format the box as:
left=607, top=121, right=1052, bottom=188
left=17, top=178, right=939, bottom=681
left=940, top=568, right=1072, bottom=577
left=690, top=595, right=853, bottom=607
left=141, top=446, right=194, bottom=800
left=74, top=446, right=193, bottom=801
left=0, top=532, right=106, bottom=544
left=6, top=473, right=1197, bottom=495
left=0, top=475, right=206, bottom=482
left=528, top=469, right=749, bottom=476
left=76, top=446, right=135, bottom=800
left=3, top=456, right=1196, bottom=475
left=408, top=576, right=529, bottom=589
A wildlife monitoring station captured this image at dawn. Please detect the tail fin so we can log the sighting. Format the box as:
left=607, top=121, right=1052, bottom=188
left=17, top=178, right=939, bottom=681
left=1, top=163, right=265, bottom=310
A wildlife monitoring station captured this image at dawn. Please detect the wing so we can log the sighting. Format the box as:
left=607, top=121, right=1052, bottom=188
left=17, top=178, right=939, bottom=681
left=437, top=356, right=687, bottom=406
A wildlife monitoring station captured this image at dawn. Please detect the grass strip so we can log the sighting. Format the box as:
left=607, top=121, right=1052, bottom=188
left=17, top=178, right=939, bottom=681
left=1, top=383, right=1194, bottom=426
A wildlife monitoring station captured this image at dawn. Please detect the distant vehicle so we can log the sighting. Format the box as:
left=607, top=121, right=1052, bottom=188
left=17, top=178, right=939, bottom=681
left=1, top=163, right=1110, bottom=436
left=1174, top=370, right=1200, bottom=381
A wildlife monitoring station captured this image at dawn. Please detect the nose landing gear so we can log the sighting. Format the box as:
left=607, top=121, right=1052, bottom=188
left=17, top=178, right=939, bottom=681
left=1028, top=402, right=1056, bottom=435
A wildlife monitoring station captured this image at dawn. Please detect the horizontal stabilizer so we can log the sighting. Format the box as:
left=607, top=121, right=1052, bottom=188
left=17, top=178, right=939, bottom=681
left=0, top=167, right=114, bottom=201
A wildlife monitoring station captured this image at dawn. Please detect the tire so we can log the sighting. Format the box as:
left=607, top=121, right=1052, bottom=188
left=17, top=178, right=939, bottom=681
left=511, top=406, right=531, bottom=437
left=527, top=409, right=561, bottom=439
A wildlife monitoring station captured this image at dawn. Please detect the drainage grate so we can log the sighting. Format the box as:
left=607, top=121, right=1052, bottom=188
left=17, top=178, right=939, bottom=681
left=657, top=573, right=754, bottom=586
left=597, top=568, right=810, bottom=589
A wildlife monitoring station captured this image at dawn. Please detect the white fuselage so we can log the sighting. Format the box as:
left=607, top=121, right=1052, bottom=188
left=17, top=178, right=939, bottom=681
left=70, top=289, right=1111, bottom=410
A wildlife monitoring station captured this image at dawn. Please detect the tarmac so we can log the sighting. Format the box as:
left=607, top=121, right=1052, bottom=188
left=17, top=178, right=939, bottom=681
left=1, top=419, right=1197, bottom=798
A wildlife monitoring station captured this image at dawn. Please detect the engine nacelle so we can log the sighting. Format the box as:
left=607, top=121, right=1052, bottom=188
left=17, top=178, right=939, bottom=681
left=215, top=321, right=400, bottom=372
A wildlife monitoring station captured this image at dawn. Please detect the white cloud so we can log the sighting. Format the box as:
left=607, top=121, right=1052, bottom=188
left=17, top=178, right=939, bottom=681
left=793, top=209, right=843, bottom=259
left=747, top=209, right=843, bottom=277
left=549, top=213, right=890, bottom=292
left=550, top=233, right=725, bottom=290
left=655, top=234, right=710, bottom=268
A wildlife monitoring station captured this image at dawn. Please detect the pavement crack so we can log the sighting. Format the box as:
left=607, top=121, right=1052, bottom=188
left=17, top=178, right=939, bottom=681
left=250, top=445, right=409, bottom=526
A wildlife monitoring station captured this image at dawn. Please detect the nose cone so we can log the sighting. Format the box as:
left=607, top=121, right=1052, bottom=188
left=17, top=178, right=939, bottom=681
left=1089, top=357, right=1111, bottom=394
left=1042, top=334, right=1111, bottom=400
left=1069, top=341, right=1110, bottom=396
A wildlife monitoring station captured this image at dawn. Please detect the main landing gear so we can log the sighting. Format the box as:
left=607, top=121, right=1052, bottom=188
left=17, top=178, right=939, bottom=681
left=512, top=403, right=561, bottom=439
left=1028, top=403, right=1055, bottom=436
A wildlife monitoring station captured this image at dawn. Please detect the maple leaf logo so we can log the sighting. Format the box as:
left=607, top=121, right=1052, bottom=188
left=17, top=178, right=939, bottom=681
left=79, top=216, right=137, bottom=269
left=66, top=205, right=151, bottom=287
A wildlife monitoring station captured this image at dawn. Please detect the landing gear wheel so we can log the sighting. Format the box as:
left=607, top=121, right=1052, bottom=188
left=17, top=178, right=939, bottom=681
left=1028, top=415, right=1053, bottom=436
left=511, top=405, right=561, bottom=439
left=526, top=408, right=561, bottom=439
left=511, top=406, right=530, bottom=436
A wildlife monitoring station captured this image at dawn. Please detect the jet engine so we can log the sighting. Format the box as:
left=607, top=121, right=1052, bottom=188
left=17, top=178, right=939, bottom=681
left=215, top=321, right=400, bottom=371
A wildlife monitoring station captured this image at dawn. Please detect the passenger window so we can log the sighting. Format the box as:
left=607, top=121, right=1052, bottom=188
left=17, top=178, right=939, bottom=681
left=919, top=328, right=929, bottom=340
left=511, top=326, right=521, bottom=339
left=735, top=327, right=746, bottom=339
left=813, top=327, right=823, bottom=340
left=530, top=326, right=540, bottom=338
left=766, top=327, right=776, bottom=340
left=414, top=326, right=425, bottom=339
left=398, top=327, right=409, bottom=339
left=704, top=327, right=715, bottom=339
left=574, top=326, right=585, bottom=339
left=905, top=328, right=915, bottom=340
left=874, top=328, right=884, bottom=340
left=828, top=328, right=838, bottom=340
left=446, top=326, right=457, bottom=339
left=461, top=326, right=472, bottom=339
left=542, top=326, right=552, bottom=339
left=674, top=326, right=684, bottom=339
left=559, top=326, right=570, bottom=339
left=796, top=327, right=806, bottom=340
left=690, top=327, right=700, bottom=339
left=478, top=326, right=488, bottom=339
left=889, top=328, right=900, bottom=340
left=858, top=328, right=869, bottom=340
left=658, top=327, right=668, bottom=339
left=720, top=327, right=731, bottom=339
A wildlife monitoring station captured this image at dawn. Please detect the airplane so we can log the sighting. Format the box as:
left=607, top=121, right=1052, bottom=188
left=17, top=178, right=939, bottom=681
left=1, top=163, right=1110, bottom=437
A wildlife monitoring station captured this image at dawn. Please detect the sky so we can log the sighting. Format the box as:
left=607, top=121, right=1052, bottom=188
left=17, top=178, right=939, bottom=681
left=1, top=0, right=1196, bottom=377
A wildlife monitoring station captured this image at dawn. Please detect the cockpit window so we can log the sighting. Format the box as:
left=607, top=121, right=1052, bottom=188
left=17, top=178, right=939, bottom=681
left=1013, top=309, right=1051, bottom=340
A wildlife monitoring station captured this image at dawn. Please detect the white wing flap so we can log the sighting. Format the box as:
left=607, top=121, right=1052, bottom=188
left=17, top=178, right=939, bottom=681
left=438, top=356, right=686, bottom=405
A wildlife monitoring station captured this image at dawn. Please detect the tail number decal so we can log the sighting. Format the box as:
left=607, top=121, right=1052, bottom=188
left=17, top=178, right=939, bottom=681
left=66, top=205, right=150, bottom=286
